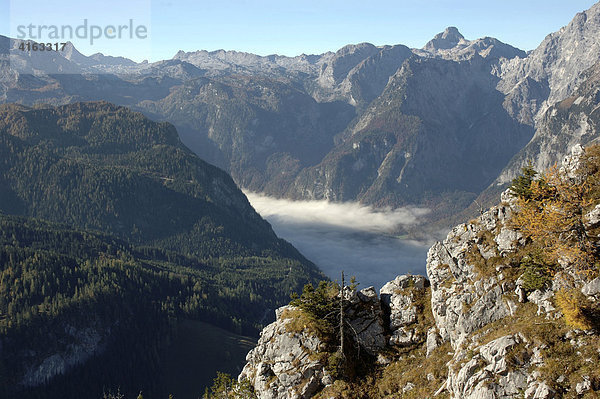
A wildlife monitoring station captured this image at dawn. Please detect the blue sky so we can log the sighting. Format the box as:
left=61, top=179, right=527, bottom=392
left=1, top=0, right=598, bottom=62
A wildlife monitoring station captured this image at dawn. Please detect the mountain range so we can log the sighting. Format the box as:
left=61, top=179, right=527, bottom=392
left=2, top=2, right=600, bottom=398
left=3, top=2, right=600, bottom=227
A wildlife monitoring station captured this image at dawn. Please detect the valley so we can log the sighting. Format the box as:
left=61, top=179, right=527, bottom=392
left=245, top=192, right=431, bottom=290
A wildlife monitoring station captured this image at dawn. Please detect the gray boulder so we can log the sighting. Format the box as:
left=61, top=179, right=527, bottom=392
left=239, top=306, right=328, bottom=399
left=582, top=277, right=600, bottom=298
left=347, top=286, right=387, bottom=355
left=447, top=334, right=529, bottom=399
left=380, top=275, right=427, bottom=347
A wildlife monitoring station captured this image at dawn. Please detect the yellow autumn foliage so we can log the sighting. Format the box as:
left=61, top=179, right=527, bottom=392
left=555, top=288, right=594, bottom=330
left=509, top=149, right=600, bottom=275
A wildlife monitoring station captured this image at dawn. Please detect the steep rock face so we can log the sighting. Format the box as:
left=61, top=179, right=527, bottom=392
left=20, top=324, right=107, bottom=387
left=239, top=306, right=329, bottom=399
left=334, top=45, right=414, bottom=109
left=426, top=193, right=521, bottom=347
left=380, top=275, right=427, bottom=347
left=433, top=224, right=571, bottom=399
left=430, top=146, right=599, bottom=399
left=345, top=287, right=387, bottom=355
left=495, top=61, right=600, bottom=186
left=498, top=2, right=600, bottom=123
left=287, top=55, right=533, bottom=210
left=240, top=285, right=389, bottom=399
left=316, top=43, right=380, bottom=89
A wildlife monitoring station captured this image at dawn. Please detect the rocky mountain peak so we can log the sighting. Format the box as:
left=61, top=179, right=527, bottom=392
left=61, top=41, right=83, bottom=60
left=316, top=42, right=380, bottom=87
left=498, top=0, right=600, bottom=124
left=423, top=26, right=465, bottom=50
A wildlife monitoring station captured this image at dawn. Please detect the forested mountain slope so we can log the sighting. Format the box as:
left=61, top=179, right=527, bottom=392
left=0, top=101, right=312, bottom=260
left=0, top=102, right=324, bottom=398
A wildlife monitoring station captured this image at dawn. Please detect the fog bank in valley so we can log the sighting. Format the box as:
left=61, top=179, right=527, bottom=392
left=245, top=192, right=432, bottom=290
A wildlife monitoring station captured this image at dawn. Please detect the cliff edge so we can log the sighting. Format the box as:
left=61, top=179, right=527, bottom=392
left=238, top=145, right=600, bottom=399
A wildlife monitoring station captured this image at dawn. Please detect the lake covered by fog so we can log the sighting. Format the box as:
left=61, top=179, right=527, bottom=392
left=245, top=192, right=432, bottom=291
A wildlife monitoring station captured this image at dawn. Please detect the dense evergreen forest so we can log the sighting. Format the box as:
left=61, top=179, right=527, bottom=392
left=0, top=102, right=310, bottom=260
left=0, top=102, right=324, bottom=398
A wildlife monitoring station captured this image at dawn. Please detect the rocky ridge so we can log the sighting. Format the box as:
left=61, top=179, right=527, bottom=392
left=497, top=2, right=600, bottom=124
left=239, top=145, right=600, bottom=399
left=494, top=59, right=600, bottom=188
left=239, top=276, right=428, bottom=399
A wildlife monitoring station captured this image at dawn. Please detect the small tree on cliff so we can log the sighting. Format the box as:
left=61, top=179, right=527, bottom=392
left=509, top=147, right=600, bottom=275
left=509, top=162, right=539, bottom=200
left=203, top=372, right=256, bottom=399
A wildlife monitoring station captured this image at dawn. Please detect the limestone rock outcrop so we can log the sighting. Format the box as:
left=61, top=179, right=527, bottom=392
left=239, top=306, right=329, bottom=399
left=380, top=275, right=427, bottom=347
left=426, top=197, right=521, bottom=347
left=241, top=147, right=600, bottom=398
left=346, top=287, right=387, bottom=355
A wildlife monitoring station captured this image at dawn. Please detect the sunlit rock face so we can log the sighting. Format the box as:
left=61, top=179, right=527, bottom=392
left=240, top=286, right=387, bottom=399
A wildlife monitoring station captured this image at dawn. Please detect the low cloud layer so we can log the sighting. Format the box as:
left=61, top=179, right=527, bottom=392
left=245, top=193, right=429, bottom=233
left=245, top=192, right=432, bottom=290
